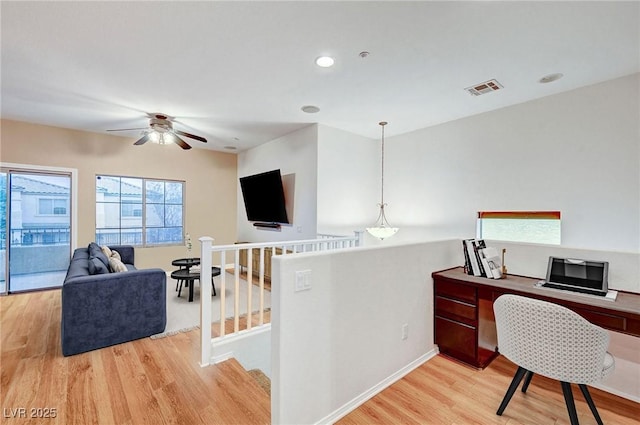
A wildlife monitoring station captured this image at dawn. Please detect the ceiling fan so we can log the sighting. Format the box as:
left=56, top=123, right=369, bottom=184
left=107, top=113, right=207, bottom=150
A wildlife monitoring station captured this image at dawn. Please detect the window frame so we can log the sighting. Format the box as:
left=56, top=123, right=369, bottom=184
left=477, top=211, right=561, bottom=245
left=37, top=197, right=68, bottom=216
left=95, top=175, right=185, bottom=247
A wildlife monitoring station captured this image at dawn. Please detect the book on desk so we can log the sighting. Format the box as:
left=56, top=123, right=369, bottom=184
left=463, top=239, right=502, bottom=279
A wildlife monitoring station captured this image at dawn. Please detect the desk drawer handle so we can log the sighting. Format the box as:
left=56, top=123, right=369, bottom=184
left=436, top=315, right=476, bottom=330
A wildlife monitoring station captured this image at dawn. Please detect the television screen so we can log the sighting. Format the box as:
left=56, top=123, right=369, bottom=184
left=239, top=169, right=289, bottom=224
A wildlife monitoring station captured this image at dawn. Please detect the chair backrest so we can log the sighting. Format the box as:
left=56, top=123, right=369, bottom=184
left=493, top=294, right=609, bottom=384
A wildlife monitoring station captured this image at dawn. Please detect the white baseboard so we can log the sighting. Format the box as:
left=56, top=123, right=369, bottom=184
left=593, top=382, right=640, bottom=404
left=314, top=348, right=439, bottom=425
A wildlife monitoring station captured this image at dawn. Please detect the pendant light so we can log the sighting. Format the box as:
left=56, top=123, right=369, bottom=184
left=366, top=121, right=398, bottom=240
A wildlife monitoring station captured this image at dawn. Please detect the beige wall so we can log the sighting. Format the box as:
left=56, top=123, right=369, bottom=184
left=0, top=119, right=237, bottom=270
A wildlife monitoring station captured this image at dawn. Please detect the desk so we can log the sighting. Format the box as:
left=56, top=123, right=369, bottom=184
left=432, top=267, right=640, bottom=369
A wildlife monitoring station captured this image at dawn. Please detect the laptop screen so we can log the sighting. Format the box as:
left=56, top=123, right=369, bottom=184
left=545, top=257, right=608, bottom=293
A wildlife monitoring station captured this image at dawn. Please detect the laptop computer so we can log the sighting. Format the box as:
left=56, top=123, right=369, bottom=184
left=541, top=257, right=609, bottom=297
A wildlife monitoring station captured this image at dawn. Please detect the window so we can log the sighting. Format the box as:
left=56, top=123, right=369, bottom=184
left=96, top=175, right=184, bottom=247
left=38, top=198, right=67, bottom=215
left=477, top=211, right=561, bottom=245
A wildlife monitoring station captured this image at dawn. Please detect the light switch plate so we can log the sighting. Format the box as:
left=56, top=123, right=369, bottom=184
left=295, top=270, right=312, bottom=292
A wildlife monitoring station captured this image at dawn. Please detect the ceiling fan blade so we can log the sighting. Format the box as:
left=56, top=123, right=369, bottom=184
left=174, top=129, right=207, bottom=143
left=133, top=134, right=151, bottom=145
left=172, top=134, right=192, bottom=150
left=107, top=127, right=147, bottom=132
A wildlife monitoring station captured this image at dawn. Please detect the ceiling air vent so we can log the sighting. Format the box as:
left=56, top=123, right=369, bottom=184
left=465, top=79, right=503, bottom=96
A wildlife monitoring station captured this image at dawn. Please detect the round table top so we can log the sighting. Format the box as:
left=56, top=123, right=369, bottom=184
left=170, top=269, right=200, bottom=279
left=172, top=257, right=200, bottom=267
left=171, top=267, right=222, bottom=280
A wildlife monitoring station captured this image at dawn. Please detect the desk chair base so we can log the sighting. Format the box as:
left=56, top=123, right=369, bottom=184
left=497, top=366, right=604, bottom=425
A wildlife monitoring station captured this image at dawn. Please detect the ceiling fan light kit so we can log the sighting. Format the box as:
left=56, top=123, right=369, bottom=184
left=108, top=113, right=207, bottom=150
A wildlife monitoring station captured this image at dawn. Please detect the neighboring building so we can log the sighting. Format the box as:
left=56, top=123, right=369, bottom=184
left=8, top=175, right=70, bottom=247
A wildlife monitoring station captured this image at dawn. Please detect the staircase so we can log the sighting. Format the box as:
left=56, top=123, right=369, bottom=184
left=247, top=368, right=271, bottom=396
left=216, top=358, right=271, bottom=416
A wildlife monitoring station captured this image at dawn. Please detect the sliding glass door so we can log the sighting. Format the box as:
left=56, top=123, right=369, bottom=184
left=0, top=172, right=6, bottom=294
left=1, top=169, right=72, bottom=294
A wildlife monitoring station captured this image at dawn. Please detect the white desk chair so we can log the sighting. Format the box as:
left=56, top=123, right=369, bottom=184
left=493, top=294, right=615, bottom=425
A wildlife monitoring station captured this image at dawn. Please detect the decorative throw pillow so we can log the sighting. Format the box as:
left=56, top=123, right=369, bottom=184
left=101, top=245, right=112, bottom=258
left=88, top=257, right=110, bottom=275
left=89, top=242, right=110, bottom=269
left=110, top=250, right=122, bottom=262
left=109, top=256, right=128, bottom=273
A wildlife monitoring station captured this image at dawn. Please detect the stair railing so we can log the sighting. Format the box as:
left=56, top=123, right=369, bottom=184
left=197, top=232, right=362, bottom=366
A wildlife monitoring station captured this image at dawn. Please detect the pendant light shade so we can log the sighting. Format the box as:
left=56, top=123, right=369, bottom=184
left=366, top=121, right=398, bottom=240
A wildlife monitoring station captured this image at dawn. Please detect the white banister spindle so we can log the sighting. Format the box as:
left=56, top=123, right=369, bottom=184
left=246, top=248, right=253, bottom=331
left=219, top=250, right=226, bottom=337
left=199, top=236, right=213, bottom=366
left=234, top=250, right=240, bottom=333
left=354, top=230, right=363, bottom=247
left=259, top=247, right=265, bottom=325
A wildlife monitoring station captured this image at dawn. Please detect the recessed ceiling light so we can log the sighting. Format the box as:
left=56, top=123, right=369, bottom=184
left=539, top=73, right=564, bottom=84
left=301, top=105, right=320, bottom=114
left=315, top=56, right=335, bottom=68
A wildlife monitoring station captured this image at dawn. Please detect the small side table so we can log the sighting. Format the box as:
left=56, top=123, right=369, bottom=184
left=171, top=257, right=200, bottom=291
left=171, top=267, right=222, bottom=302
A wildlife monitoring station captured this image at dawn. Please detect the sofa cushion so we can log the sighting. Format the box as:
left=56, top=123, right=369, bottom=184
left=109, top=256, right=128, bottom=273
left=88, top=242, right=110, bottom=269
left=88, top=257, right=109, bottom=275
left=65, top=258, right=90, bottom=280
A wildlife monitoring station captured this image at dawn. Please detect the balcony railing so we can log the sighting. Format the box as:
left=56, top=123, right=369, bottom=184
left=3, top=227, right=70, bottom=249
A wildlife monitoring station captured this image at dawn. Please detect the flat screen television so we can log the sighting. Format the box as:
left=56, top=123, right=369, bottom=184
left=239, top=169, right=289, bottom=224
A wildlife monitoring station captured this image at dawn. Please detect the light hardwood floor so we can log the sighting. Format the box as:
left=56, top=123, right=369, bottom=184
left=1, top=289, right=270, bottom=425
left=2, top=289, right=638, bottom=425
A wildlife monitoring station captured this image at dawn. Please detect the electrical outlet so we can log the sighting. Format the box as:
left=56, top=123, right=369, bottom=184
left=402, top=323, right=409, bottom=340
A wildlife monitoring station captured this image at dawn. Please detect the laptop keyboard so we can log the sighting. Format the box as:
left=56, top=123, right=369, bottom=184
left=542, top=282, right=607, bottom=297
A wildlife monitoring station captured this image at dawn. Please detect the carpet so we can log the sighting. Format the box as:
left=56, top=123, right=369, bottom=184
left=247, top=369, right=271, bottom=395
left=151, top=271, right=272, bottom=338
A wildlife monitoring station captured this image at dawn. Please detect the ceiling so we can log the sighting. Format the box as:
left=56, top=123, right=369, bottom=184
left=2, top=1, right=638, bottom=152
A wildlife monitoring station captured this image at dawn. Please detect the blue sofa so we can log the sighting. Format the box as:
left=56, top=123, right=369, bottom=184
left=61, top=243, right=166, bottom=356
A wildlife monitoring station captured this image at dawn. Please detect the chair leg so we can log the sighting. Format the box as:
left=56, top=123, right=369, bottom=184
left=561, top=382, right=580, bottom=425
left=521, top=371, right=534, bottom=393
left=497, top=366, right=528, bottom=415
left=579, top=384, right=604, bottom=425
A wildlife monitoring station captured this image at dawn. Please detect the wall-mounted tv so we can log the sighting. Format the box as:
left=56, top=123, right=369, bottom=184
left=239, top=169, right=289, bottom=224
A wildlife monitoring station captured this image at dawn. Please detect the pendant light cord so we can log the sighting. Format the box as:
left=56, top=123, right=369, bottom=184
left=379, top=121, right=387, bottom=207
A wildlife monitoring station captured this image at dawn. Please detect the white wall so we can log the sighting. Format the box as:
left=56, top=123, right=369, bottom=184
left=316, top=124, right=379, bottom=236
left=490, top=240, right=640, bottom=293
left=237, top=124, right=319, bottom=242
left=271, top=240, right=461, bottom=425
left=271, top=240, right=640, bottom=424
left=380, top=73, right=640, bottom=251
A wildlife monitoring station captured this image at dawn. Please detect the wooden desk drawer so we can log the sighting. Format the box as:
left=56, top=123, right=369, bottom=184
left=435, top=279, right=477, bottom=304
left=436, top=296, right=476, bottom=326
left=435, top=316, right=477, bottom=364
left=575, top=308, right=626, bottom=332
